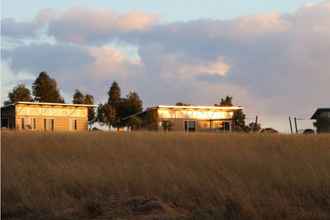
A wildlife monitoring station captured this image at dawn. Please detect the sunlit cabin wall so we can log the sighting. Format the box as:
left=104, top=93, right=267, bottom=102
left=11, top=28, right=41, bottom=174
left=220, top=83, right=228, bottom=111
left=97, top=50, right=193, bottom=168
left=155, top=107, right=235, bottom=132
left=14, top=104, right=88, bottom=131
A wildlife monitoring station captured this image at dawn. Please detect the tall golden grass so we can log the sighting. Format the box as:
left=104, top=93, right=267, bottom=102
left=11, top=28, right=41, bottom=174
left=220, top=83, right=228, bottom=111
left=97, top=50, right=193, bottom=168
left=2, top=131, right=330, bottom=219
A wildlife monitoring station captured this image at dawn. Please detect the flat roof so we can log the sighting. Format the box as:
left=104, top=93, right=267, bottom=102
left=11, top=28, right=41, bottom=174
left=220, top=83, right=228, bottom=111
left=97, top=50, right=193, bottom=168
left=155, top=105, right=243, bottom=110
left=311, top=108, right=330, bottom=119
left=2, top=101, right=97, bottom=108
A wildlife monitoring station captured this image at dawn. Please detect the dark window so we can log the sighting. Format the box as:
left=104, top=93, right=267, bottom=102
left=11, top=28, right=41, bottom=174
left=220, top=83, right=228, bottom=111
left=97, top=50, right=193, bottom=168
left=33, top=118, right=36, bottom=130
left=21, top=118, right=25, bottom=129
left=1, top=119, right=8, bottom=128
left=74, top=120, right=77, bottom=130
left=184, top=121, right=196, bottom=132
left=51, top=119, right=54, bottom=131
left=224, top=122, right=231, bottom=131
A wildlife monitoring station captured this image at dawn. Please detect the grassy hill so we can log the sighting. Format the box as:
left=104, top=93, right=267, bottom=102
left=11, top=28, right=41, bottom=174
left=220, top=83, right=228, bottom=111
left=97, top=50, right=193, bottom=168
left=2, top=131, right=330, bottom=219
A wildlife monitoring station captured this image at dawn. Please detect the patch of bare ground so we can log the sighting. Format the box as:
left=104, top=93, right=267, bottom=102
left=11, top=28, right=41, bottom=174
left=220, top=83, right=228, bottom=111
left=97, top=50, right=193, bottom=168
left=2, top=131, right=330, bottom=219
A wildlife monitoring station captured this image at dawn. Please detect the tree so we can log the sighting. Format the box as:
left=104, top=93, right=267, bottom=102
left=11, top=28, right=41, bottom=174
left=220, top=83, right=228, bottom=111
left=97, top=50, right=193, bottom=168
left=247, top=122, right=261, bottom=132
left=216, top=96, right=233, bottom=107
left=97, top=104, right=116, bottom=127
left=232, top=109, right=247, bottom=131
left=124, top=91, right=143, bottom=117
left=84, top=94, right=96, bottom=125
left=107, top=81, right=121, bottom=105
left=99, top=82, right=144, bottom=129
left=176, top=102, right=191, bottom=106
left=117, top=91, right=143, bottom=127
left=32, top=72, right=64, bottom=103
left=72, top=89, right=84, bottom=104
left=5, top=84, right=33, bottom=105
left=126, top=116, right=143, bottom=130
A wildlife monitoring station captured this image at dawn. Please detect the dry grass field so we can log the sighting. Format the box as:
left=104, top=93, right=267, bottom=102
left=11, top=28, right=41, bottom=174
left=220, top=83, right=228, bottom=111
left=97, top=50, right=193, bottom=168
left=2, top=131, right=330, bottom=220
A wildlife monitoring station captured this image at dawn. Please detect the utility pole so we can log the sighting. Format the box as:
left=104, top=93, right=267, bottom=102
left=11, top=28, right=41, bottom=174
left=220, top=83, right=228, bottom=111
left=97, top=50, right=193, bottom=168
left=254, top=115, right=258, bottom=131
left=289, top=116, right=293, bottom=134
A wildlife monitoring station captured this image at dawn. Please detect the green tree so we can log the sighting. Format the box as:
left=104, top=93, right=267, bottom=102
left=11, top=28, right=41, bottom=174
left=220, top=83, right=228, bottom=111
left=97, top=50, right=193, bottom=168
left=216, top=96, right=233, bottom=107
left=32, top=72, right=64, bottom=103
left=126, top=116, right=143, bottom=130
left=72, top=89, right=84, bottom=104
left=232, top=109, right=247, bottom=132
left=124, top=91, right=143, bottom=117
left=176, top=102, right=191, bottom=106
left=5, top=84, right=33, bottom=105
left=97, top=104, right=116, bottom=127
left=120, top=91, right=143, bottom=127
left=247, top=122, right=261, bottom=132
left=84, top=94, right=96, bottom=125
left=107, top=81, right=121, bottom=105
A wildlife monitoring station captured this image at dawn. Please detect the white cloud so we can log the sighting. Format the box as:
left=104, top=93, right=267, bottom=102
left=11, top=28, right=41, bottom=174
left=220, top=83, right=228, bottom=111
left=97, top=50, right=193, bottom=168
left=47, top=7, right=158, bottom=44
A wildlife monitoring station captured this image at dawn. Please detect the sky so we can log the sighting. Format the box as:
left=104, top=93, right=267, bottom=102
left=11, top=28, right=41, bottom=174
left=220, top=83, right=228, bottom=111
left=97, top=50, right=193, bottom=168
left=1, top=0, right=329, bottom=132
left=2, top=0, right=323, bottom=22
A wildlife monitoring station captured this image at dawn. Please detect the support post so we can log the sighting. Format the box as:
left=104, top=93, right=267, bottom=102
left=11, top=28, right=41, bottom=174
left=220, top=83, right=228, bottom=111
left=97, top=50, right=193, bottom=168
left=294, top=117, right=298, bottom=134
left=289, top=117, right=293, bottom=134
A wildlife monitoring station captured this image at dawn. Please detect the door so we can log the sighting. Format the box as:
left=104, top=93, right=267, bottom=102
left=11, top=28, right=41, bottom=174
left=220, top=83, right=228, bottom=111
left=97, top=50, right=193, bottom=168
left=224, top=122, right=231, bottom=132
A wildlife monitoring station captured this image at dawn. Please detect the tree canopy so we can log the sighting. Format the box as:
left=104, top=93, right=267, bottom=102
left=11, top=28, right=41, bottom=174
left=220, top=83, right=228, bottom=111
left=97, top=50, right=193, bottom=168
left=216, top=96, right=233, bottom=107
left=97, top=82, right=143, bottom=128
left=72, top=89, right=96, bottom=124
left=107, top=81, right=121, bottom=105
left=72, top=89, right=84, bottom=104
left=32, top=72, right=64, bottom=103
left=176, top=102, right=191, bottom=106
left=5, top=84, right=33, bottom=105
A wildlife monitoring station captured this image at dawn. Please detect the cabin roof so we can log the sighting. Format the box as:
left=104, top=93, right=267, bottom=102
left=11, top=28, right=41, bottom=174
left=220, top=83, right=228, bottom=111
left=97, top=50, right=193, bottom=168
left=311, top=108, right=330, bottom=119
left=1, top=101, right=96, bottom=109
left=156, top=105, right=243, bottom=110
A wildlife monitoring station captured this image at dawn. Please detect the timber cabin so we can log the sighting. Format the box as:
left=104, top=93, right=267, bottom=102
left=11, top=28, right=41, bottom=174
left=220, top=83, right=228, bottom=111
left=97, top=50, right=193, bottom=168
left=311, top=108, right=330, bottom=133
left=1, top=102, right=96, bottom=131
left=125, top=105, right=243, bottom=132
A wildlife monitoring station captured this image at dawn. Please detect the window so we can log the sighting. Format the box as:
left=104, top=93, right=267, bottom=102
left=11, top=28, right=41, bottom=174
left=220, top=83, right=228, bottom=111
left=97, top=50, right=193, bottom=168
left=1, top=118, right=8, bottom=128
left=74, top=120, right=77, bottom=130
left=21, top=118, right=25, bottom=129
left=184, top=120, right=196, bottom=132
left=32, top=118, right=36, bottom=130
left=69, top=119, right=78, bottom=131
left=44, top=119, right=54, bottom=131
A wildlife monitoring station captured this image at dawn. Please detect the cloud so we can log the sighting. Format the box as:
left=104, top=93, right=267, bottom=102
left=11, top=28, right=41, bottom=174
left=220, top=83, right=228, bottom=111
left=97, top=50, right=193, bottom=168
left=47, top=7, right=158, bottom=44
left=3, top=43, right=94, bottom=74
left=2, top=2, right=330, bottom=131
left=1, top=18, right=40, bottom=39
left=1, top=9, right=56, bottom=40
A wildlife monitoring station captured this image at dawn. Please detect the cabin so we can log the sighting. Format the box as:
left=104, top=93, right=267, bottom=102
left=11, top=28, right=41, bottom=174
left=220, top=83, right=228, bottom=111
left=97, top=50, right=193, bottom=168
left=1, top=102, right=96, bottom=131
left=124, top=105, right=243, bottom=132
left=311, top=108, right=330, bottom=133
